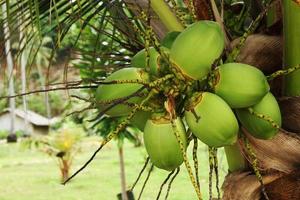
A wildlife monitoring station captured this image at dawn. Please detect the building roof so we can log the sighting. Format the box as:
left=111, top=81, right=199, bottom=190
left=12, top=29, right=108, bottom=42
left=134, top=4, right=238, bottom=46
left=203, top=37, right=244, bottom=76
left=0, top=108, right=57, bottom=126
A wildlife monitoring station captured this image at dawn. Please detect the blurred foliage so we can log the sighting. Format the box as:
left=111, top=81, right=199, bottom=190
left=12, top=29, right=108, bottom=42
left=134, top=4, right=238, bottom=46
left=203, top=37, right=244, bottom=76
left=0, top=130, right=25, bottom=140
left=65, top=20, right=132, bottom=83
left=22, top=92, right=67, bottom=117
left=0, top=98, right=7, bottom=112
left=94, top=116, right=142, bottom=148
left=0, top=130, right=9, bottom=140
left=50, top=127, right=84, bottom=153
left=223, top=1, right=249, bottom=36
left=22, top=122, right=85, bottom=155
left=22, top=122, right=85, bottom=182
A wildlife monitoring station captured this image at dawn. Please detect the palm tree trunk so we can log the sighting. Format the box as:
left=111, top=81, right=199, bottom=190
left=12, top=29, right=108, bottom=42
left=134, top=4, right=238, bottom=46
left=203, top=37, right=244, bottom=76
left=61, top=158, right=70, bottom=183
left=20, top=9, right=29, bottom=136
left=283, top=0, right=300, bottom=96
left=36, top=64, right=51, bottom=119
left=118, top=146, right=128, bottom=200
left=2, top=2, right=16, bottom=138
left=150, top=0, right=184, bottom=31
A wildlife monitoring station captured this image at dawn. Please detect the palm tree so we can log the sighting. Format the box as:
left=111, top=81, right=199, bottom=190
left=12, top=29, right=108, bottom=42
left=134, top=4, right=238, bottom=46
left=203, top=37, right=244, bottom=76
left=1, top=0, right=299, bottom=199
left=19, top=5, right=29, bottom=135
left=2, top=1, right=16, bottom=142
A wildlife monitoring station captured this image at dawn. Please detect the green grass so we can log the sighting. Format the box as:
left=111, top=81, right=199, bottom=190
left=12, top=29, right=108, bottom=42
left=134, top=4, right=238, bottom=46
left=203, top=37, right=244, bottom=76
left=0, top=138, right=228, bottom=200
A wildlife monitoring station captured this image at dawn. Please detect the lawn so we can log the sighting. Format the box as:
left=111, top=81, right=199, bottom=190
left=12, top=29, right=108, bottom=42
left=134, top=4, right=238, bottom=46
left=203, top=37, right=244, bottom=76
left=0, top=138, right=228, bottom=200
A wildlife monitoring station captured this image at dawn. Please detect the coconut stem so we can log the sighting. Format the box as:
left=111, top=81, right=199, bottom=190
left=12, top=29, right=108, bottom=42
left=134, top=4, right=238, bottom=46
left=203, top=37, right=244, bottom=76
left=170, top=119, right=203, bottom=200
left=137, top=164, right=154, bottom=200
left=224, top=142, right=246, bottom=172
left=102, top=79, right=150, bottom=86
left=165, top=167, right=180, bottom=200
left=208, top=147, right=214, bottom=200
left=187, top=0, right=197, bottom=21
left=192, top=137, right=201, bottom=189
left=247, top=108, right=280, bottom=130
left=167, top=0, right=187, bottom=26
left=130, top=157, right=150, bottom=191
left=144, top=14, right=152, bottom=72
left=156, top=170, right=175, bottom=200
left=212, top=148, right=220, bottom=200
left=283, top=0, right=300, bottom=96
left=150, top=0, right=185, bottom=32
left=242, top=134, right=270, bottom=200
left=267, top=64, right=300, bottom=80
left=208, top=147, right=220, bottom=200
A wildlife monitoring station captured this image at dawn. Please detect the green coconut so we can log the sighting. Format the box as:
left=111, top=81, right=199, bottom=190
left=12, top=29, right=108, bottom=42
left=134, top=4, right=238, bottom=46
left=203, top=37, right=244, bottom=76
left=131, top=47, right=169, bottom=75
left=95, top=68, right=149, bottom=117
left=161, top=31, right=181, bottom=49
left=212, top=63, right=270, bottom=108
left=143, top=114, right=187, bottom=171
left=130, top=111, right=152, bottom=131
left=170, top=21, right=225, bottom=80
left=236, top=92, right=281, bottom=139
left=185, top=92, right=239, bottom=147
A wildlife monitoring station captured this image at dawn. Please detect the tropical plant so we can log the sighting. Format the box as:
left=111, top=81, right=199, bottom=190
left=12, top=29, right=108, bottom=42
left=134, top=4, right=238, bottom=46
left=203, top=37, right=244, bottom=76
left=1, top=0, right=300, bottom=200
left=22, top=125, right=85, bottom=182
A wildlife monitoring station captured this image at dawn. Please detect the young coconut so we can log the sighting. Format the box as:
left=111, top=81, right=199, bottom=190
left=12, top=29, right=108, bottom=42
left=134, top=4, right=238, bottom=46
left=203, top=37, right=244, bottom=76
left=161, top=31, right=181, bottom=49
left=95, top=68, right=149, bottom=117
left=170, top=21, right=225, bottom=80
left=236, top=92, right=281, bottom=139
left=131, top=47, right=169, bottom=75
left=143, top=113, right=187, bottom=171
left=211, top=63, right=270, bottom=108
left=185, top=92, right=239, bottom=147
left=130, top=111, right=152, bottom=131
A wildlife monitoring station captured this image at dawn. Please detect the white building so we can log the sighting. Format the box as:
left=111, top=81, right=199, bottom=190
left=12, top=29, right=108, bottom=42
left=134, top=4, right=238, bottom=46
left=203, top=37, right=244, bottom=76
left=0, top=109, right=56, bottom=135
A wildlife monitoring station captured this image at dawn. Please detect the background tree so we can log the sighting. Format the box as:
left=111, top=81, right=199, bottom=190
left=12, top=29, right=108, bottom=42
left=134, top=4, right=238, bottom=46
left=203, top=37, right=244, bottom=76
left=0, top=0, right=299, bottom=200
left=2, top=2, right=16, bottom=142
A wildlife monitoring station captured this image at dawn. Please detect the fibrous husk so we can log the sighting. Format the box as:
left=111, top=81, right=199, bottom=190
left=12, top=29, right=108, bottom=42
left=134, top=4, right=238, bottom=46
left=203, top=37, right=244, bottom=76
left=223, top=170, right=300, bottom=200
left=222, top=171, right=282, bottom=200
left=224, top=33, right=300, bottom=200
left=242, top=129, right=300, bottom=174
left=222, top=130, right=300, bottom=200
left=230, top=34, right=283, bottom=74
left=279, top=96, right=300, bottom=133
left=264, top=170, right=300, bottom=200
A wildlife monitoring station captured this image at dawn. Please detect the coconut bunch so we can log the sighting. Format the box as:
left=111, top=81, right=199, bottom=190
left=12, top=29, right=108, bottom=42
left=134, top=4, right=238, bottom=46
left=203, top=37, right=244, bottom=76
left=95, top=20, right=282, bottom=173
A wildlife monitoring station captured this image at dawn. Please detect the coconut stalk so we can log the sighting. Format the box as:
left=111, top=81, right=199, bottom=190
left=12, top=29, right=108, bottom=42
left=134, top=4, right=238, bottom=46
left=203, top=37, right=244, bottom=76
left=224, top=142, right=246, bottom=172
left=150, top=0, right=184, bottom=32
left=283, top=0, right=300, bottom=96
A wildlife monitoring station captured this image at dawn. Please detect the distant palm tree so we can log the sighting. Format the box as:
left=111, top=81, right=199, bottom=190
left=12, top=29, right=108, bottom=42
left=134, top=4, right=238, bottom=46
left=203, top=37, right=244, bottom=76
left=1, top=1, right=300, bottom=199
left=2, top=2, right=16, bottom=142
left=96, top=116, right=141, bottom=200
